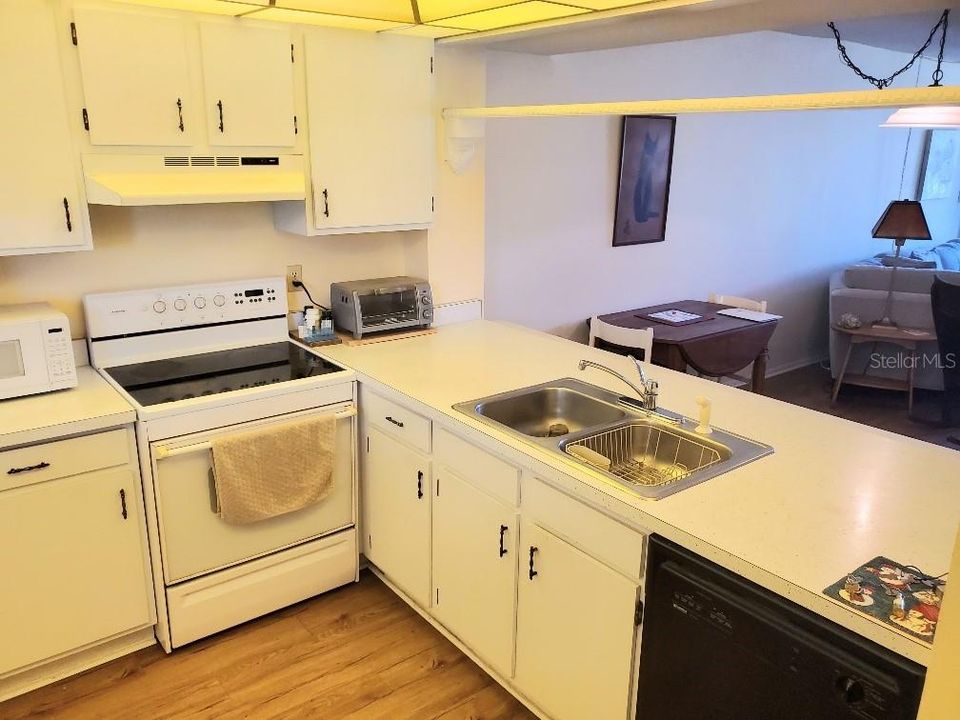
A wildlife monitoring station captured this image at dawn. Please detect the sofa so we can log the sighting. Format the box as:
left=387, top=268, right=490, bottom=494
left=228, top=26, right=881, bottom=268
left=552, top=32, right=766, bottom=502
left=829, top=239, right=960, bottom=391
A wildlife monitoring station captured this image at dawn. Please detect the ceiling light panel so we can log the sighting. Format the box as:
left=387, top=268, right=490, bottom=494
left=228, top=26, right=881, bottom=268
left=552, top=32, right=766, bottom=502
left=417, top=1, right=514, bottom=22
left=277, top=0, right=415, bottom=23
left=385, top=24, right=474, bottom=38
left=433, top=1, right=591, bottom=31
left=248, top=7, right=405, bottom=29
left=118, top=0, right=266, bottom=15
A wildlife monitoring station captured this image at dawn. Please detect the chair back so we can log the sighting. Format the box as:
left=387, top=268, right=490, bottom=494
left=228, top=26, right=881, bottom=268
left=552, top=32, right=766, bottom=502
left=709, top=293, right=768, bottom=313
left=932, top=276, right=960, bottom=393
left=589, top=317, right=654, bottom=362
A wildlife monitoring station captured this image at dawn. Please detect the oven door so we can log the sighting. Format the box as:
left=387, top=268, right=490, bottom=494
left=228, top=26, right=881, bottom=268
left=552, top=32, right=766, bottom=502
left=151, top=403, right=356, bottom=584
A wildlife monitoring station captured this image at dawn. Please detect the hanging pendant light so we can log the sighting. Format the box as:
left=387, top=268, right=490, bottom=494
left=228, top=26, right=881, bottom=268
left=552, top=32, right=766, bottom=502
left=882, top=105, right=960, bottom=128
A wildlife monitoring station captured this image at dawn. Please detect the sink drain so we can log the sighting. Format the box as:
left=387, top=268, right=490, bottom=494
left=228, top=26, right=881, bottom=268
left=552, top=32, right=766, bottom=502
left=547, top=423, right=569, bottom=437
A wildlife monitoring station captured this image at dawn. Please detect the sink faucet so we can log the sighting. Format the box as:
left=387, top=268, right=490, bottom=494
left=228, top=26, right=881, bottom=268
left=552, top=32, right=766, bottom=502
left=578, top=356, right=659, bottom=411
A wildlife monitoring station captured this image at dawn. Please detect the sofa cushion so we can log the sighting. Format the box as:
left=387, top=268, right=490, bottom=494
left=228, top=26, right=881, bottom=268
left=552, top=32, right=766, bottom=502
left=843, top=265, right=940, bottom=293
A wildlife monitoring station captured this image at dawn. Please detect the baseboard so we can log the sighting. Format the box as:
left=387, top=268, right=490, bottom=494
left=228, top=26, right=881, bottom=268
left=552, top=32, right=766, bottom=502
left=765, top=354, right=828, bottom=379
left=0, top=627, right=156, bottom=702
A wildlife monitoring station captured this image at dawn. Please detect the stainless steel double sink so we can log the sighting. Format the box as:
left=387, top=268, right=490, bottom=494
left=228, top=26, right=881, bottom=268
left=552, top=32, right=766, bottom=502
left=453, top=378, right=773, bottom=500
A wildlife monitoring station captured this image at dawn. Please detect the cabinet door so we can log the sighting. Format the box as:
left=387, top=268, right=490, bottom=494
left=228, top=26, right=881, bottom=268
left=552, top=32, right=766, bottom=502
left=363, top=426, right=431, bottom=607
left=515, top=522, right=639, bottom=720
left=433, top=467, right=518, bottom=678
left=74, top=6, right=194, bottom=146
left=200, top=23, right=296, bottom=147
left=305, top=29, right=434, bottom=230
left=0, top=0, right=90, bottom=254
left=0, top=467, right=153, bottom=674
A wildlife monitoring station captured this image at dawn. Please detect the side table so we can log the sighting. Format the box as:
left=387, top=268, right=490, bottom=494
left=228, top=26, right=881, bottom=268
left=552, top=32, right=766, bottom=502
left=831, top=324, right=937, bottom=415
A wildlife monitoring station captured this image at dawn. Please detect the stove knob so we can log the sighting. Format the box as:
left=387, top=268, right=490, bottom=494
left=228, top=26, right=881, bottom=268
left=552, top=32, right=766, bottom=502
left=194, top=296, right=207, bottom=309
left=423, top=309, right=433, bottom=320
left=420, top=295, right=432, bottom=306
left=153, top=300, right=167, bottom=314
left=174, top=298, right=187, bottom=311
left=213, top=294, right=226, bottom=307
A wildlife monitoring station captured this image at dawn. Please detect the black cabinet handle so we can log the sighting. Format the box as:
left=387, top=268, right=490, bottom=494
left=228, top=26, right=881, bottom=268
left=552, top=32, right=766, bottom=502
left=385, top=416, right=404, bottom=428
left=217, top=99, right=224, bottom=133
left=529, top=546, right=539, bottom=580
left=119, top=488, right=128, bottom=520
left=417, top=470, right=424, bottom=499
left=177, top=97, right=184, bottom=132
left=7, top=461, right=50, bottom=476
left=321, top=188, right=330, bottom=217
left=499, top=525, right=509, bottom=557
left=62, top=198, right=72, bottom=232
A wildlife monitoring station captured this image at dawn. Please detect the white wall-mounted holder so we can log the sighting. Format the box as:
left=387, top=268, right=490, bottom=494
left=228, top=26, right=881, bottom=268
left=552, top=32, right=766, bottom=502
left=444, top=117, right=485, bottom=174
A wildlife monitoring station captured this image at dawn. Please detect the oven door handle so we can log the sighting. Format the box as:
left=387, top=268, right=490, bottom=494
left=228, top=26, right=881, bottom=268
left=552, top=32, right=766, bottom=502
left=153, top=406, right=357, bottom=460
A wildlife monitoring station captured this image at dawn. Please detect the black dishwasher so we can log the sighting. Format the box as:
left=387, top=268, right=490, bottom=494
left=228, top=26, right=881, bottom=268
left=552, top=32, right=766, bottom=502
left=636, top=536, right=926, bottom=720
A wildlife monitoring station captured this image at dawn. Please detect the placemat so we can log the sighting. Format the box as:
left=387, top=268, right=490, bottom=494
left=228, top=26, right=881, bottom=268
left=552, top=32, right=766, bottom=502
left=638, top=311, right=714, bottom=327
left=823, top=556, right=945, bottom=643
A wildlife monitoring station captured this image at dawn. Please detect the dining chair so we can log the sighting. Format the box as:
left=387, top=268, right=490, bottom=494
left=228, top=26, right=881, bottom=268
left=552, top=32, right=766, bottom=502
left=709, top=293, right=768, bottom=313
left=589, top=316, right=655, bottom=363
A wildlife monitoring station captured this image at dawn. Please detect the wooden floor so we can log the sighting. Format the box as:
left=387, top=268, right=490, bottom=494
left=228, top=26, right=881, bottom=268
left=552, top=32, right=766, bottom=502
left=1, top=572, right=535, bottom=720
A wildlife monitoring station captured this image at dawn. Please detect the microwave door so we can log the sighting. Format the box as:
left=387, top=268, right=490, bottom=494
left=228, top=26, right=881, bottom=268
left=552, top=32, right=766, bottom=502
left=0, top=324, right=48, bottom=398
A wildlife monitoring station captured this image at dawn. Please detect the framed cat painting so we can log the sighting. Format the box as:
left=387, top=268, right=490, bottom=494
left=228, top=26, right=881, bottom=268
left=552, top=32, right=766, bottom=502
left=613, top=115, right=676, bottom=246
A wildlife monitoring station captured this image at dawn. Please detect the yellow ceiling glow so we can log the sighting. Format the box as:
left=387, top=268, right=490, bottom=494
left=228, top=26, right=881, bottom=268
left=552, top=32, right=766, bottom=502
left=434, top=1, right=591, bottom=31
left=385, top=24, right=474, bottom=38
left=416, top=1, right=513, bottom=23
left=117, top=0, right=266, bottom=16
left=246, top=7, right=405, bottom=30
left=570, top=0, right=662, bottom=9
left=277, top=0, right=415, bottom=23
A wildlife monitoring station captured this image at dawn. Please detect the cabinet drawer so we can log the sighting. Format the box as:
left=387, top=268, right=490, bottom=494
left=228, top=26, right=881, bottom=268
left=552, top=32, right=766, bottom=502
left=362, top=388, right=431, bottom=453
left=523, top=475, right=645, bottom=580
left=435, top=428, right=520, bottom=507
left=0, top=429, right=130, bottom=491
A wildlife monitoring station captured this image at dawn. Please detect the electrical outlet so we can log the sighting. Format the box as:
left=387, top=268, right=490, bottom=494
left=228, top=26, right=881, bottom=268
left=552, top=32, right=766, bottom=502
left=286, top=264, right=302, bottom=292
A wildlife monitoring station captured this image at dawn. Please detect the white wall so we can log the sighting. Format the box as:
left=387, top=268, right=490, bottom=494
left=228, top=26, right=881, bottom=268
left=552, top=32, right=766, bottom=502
left=484, top=32, right=960, bottom=374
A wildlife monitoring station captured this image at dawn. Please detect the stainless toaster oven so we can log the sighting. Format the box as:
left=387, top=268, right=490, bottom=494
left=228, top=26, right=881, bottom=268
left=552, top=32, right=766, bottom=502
left=330, top=277, right=433, bottom=339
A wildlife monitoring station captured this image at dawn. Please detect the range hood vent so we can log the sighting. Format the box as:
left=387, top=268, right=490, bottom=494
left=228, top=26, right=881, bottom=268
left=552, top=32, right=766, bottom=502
left=83, top=154, right=306, bottom=206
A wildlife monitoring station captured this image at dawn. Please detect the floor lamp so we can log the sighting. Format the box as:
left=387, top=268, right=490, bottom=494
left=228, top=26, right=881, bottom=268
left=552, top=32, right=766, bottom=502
left=871, top=200, right=932, bottom=328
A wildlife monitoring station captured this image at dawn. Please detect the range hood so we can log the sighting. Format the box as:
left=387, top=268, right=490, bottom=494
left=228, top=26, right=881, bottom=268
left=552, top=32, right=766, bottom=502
left=82, top=154, right=306, bottom=206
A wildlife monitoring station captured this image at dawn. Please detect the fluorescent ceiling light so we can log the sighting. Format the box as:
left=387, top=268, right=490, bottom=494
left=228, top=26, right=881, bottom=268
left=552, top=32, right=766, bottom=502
left=882, top=106, right=960, bottom=129
left=247, top=7, right=404, bottom=29
left=436, top=1, right=591, bottom=31
left=116, top=0, right=265, bottom=15
left=385, top=24, right=473, bottom=38
left=277, top=0, right=415, bottom=23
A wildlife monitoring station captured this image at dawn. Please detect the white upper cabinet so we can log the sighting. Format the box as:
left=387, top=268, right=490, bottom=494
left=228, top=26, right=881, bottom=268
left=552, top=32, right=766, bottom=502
left=199, top=23, right=296, bottom=147
left=0, top=0, right=90, bottom=255
left=74, top=6, right=194, bottom=147
left=276, top=28, right=434, bottom=235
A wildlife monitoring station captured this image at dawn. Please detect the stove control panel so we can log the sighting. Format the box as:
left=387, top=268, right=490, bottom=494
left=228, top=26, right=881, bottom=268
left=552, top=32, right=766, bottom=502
left=84, top=277, right=288, bottom=339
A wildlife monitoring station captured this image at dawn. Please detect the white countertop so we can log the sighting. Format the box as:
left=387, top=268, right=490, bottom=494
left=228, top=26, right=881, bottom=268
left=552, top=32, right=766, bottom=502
left=319, top=320, right=960, bottom=665
left=0, top=366, right=136, bottom=450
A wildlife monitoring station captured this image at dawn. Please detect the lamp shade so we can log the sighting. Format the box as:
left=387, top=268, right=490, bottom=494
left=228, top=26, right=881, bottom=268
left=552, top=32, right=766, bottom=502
left=872, top=200, right=932, bottom=241
left=882, top=106, right=960, bottom=128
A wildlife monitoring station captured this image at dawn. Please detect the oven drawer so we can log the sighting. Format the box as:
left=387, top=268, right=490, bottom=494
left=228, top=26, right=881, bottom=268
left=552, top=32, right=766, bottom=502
left=152, top=404, right=356, bottom=584
left=361, top=387, right=431, bottom=453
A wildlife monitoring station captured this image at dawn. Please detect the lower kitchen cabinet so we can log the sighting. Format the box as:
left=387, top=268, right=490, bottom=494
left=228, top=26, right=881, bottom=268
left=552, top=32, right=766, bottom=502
left=515, top=521, right=641, bottom=720
left=362, top=425, right=432, bottom=607
left=432, top=466, right=518, bottom=679
left=0, top=459, right=152, bottom=675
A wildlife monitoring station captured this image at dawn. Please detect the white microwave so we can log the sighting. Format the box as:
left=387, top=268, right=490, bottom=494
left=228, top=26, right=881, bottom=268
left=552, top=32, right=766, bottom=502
left=0, top=303, right=77, bottom=400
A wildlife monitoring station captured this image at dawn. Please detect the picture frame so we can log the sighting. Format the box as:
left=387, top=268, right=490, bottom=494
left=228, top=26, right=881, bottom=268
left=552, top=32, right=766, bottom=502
left=918, top=129, right=960, bottom=201
left=613, top=115, right=677, bottom=247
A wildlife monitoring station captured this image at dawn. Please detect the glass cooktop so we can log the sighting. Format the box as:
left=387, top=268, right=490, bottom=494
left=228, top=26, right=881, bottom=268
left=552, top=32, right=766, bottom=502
left=105, top=342, right=345, bottom=407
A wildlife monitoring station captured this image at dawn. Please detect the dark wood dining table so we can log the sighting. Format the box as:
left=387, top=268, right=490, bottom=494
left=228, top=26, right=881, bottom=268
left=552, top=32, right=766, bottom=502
left=595, top=300, right=780, bottom=394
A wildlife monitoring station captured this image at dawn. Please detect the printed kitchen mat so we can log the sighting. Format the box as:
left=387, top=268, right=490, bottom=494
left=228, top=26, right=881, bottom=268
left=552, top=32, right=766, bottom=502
left=823, top=557, right=946, bottom=644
